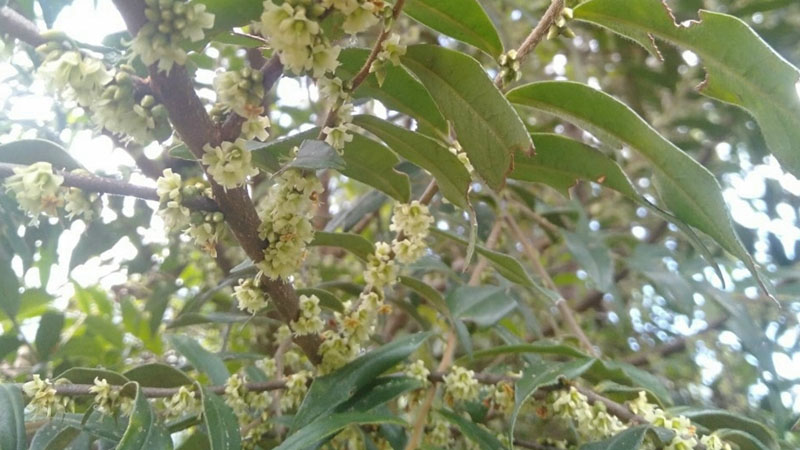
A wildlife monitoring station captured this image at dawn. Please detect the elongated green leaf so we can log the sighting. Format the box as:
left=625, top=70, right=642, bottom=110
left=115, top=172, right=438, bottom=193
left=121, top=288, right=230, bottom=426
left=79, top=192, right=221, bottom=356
left=29, top=421, right=81, bottom=450
left=579, top=425, right=654, bottom=450
left=338, top=49, right=447, bottom=133
left=168, top=335, right=230, bottom=385
left=196, top=0, right=260, bottom=35
left=311, top=231, right=375, bottom=261
left=0, top=139, right=82, bottom=171
left=292, top=332, right=431, bottom=431
left=513, top=133, right=639, bottom=199
left=57, top=367, right=129, bottom=386
left=35, top=311, right=64, bottom=360
left=353, top=115, right=471, bottom=209
left=403, top=0, right=503, bottom=57
left=446, top=285, right=516, bottom=327
left=278, top=413, right=405, bottom=450
left=399, top=275, right=450, bottom=319
left=0, top=335, right=21, bottom=361
left=200, top=387, right=241, bottom=450
left=455, top=341, right=588, bottom=365
left=0, top=384, right=25, bottom=450
left=574, top=0, right=800, bottom=178
left=0, top=258, right=21, bottom=319
left=714, top=429, right=770, bottom=450
left=338, top=376, right=423, bottom=412
left=286, top=140, right=346, bottom=171
left=118, top=383, right=173, bottom=450
left=671, top=409, right=777, bottom=449
left=438, top=409, right=504, bottom=450
left=509, top=358, right=596, bottom=448
left=507, top=81, right=765, bottom=293
left=402, top=45, right=533, bottom=190
left=124, top=363, right=194, bottom=388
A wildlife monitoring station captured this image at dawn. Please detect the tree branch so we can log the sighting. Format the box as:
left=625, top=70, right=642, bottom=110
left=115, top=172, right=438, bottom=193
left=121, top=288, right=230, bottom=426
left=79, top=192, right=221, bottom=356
left=0, top=6, right=47, bottom=47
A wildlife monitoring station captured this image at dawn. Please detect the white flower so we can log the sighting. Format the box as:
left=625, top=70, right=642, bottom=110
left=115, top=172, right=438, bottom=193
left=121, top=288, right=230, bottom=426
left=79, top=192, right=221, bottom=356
left=4, top=162, right=64, bottom=226
left=377, top=33, right=406, bottom=66
left=37, top=48, right=112, bottom=107
left=22, top=375, right=69, bottom=417
left=290, top=294, right=325, bottom=336
left=323, top=123, right=354, bottom=152
left=133, top=0, right=214, bottom=72
left=234, top=278, right=268, bottom=314
left=64, top=186, right=99, bottom=222
left=281, top=370, right=311, bottom=412
left=163, top=385, right=199, bottom=418
left=155, top=168, right=190, bottom=231
left=307, top=43, right=341, bottom=78
left=317, top=77, right=348, bottom=106
left=700, top=434, right=732, bottom=450
left=449, top=142, right=474, bottom=174
left=89, top=377, right=124, bottom=415
left=242, top=115, right=271, bottom=141
left=342, top=3, right=379, bottom=35
left=278, top=6, right=320, bottom=48
left=405, top=360, right=430, bottom=385
left=390, top=201, right=433, bottom=239
left=187, top=212, right=226, bottom=255
left=391, top=237, right=426, bottom=265
left=94, top=70, right=171, bottom=144
left=202, top=138, right=259, bottom=189
left=364, top=242, right=398, bottom=289
left=443, top=366, right=480, bottom=404
left=214, top=67, right=265, bottom=118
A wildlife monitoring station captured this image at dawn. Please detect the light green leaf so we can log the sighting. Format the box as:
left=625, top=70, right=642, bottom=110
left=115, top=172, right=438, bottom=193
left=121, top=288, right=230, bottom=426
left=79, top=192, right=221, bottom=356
left=401, top=45, right=533, bottom=191
left=0, top=335, right=21, bottom=361
left=200, top=387, right=241, bottom=450
left=124, top=363, right=194, bottom=388
left=118, top=383, right=174, bottom=450
left=455, top=341, right=588, bottom=365
left=338, top=49, right=447, bottom=133
left=196, top=0, right=261, bottom=36
left=512, top=133, right=639, bottom=199
left=507, top=81, right=766, bottom=294
left=399, top=276, right=450, bottom=320
left=0, top=384, right=26, bottom=450
left=0, top=257, right=21, bottom=319
left=0, top=139, right=82, bottom=171
left=438, top=409, right=504, bottom=450
left=291, top=332, right=431, bottom=431
left=168, top=335, right=230, bottom=385
left=311, top=231, right=375, bottom=261
left=574, top=0, right=800, bottom=178
left=278, top=413, right=405, bottom=450
left=446, top=285, right=516, bottom=327
left=35, top=311, right=64, bottom=360
left=353, top=115, right=471, bottom=209
left=56, top=367, right=129, bottom=386
left=402, top=0, right=504, bottom=57
left=338, top=376, right=423, bottom=413
left=509, top=358, right=596, bottom=448
left=29, top=421, right=81, bottom=450
left=286, top=140, right=346, bottom=172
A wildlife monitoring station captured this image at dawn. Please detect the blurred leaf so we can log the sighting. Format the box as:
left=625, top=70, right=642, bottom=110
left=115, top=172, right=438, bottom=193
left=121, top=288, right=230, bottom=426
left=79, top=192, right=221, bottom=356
left=403, top=0, right=503, bottom=57
left=438, top=409, right=503, bottom=450
left=399, top=276, right=450, bottom=320
left=57, top=367, right=129, bottom=385
left=37, top=0, right=71, bottom=28
left=714, top=429, right=771, bottom=450
left=35, top=311, right=64, bottom=360
left=338, top=376, right=422, bottom=413
left=670, top=409, right=777, bottom=449
left=279, top=413, right=405, bottom=450
left=0, top=384, right=25, bottom=450
left=84, top=315, right=125, bottom=348
left=455, top=341, right=588, bottom=365
left=0, top=257, right=20, bottom=318
left=125, top=363, right=194, bottom=388
left=292, top=332, right=431, bottom=431
left=0, top=139, right=82, bottom=171
left=579, top=425, right=658, bottom=450
left=353, top=115, right=471, bottom=209
left=117, top=383, right=174, bottom=450
left=0, top=334, right=21, bottom=361
left=168, top=335, right=230, bottom=385
left=196, top=0, right=262, bottom=36
left=574, top=0, right=800, bottom=179
left=338, top=49, right=447, bottom=133
left=311, top=231, right=375, bottom=261
left=446, top=286, right=516, bottom=327
left=29, top=422, right=81, bottom=450
left=563, top=230, right=614, bottom=292
left=401, top=45, right=533, bottom=191
left=200, top=387, right=241, bottom=450
left=285, top=140, right=346, bottom=172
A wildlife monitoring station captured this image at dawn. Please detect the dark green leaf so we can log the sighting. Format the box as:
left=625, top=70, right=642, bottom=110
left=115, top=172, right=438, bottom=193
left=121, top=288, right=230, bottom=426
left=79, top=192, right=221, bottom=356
left=353, top=115, right=471, bottom=209
left=0, top=257, right=21, bottom=319
left=438, top=409, right=503, bottom=450
left=200, top=387, right=241, bottom=450
left=339, top=376, right=423, bottom=413
left=117, top=383, right=174, bottom=450
left=292, top=332, right=431, bottom=431
left=399, top=276, right=450, bottom=319
left=0, top=139, right=82, bottom=171
left=714, top=429, right=771, bottom=450
left=124, top=363, right=194, bottom=388
left=311, top=231, right=375, bottom=261
left=35, top=311, right=64, bottom=360
left=279, top=413, right=405, bottom=450
left=168, top=335, right=230, bottom=385
left=0, top=384, right=25, bottom=450
left=671, top=409, right=777, bottom=449
left=29, top=421, right=81, bottom=450
left=402, top=0, right=503, bottom=57
left=286, top=140, right=346, bottom=172
left=446, top=285, right=516, bottom=327
left=401, top=45, right=533, bottom=190
left=0, top=334, right=21, bottom=361
left=455, top=341, right=588, bottom=365
left=56, top=368, right=129, bottom=386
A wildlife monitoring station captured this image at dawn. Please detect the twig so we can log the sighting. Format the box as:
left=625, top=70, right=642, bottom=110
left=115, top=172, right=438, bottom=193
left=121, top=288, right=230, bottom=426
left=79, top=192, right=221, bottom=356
left=0, top=163, right=218, bottom=211
left=626, top=316, right=728, bottom=366
left=0, top=6, right=46, bottom=47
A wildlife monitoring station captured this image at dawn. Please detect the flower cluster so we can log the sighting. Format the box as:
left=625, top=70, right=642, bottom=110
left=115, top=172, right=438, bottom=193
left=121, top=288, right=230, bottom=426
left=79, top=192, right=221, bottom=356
left=364, top=242, right=398, bottom=289
left=405, top=359, right=431, bottom=385
left=162, top=385, right=200, bottom=418
left=223, top=374, right=273, bottom=446
left=319, top=291, right=388, bottom=373
left=369, top=33, right=406, bottom=85
left=322, top=104, right=355, bottom=153
left=187, top=210, right=226, bottom=256
left=290, top=294, right=325, bottom=336
left=202, top=138, right=259, bottom=190
left=547, top=7, right=576, bottom=40
left=89, top=377, right=133, bottom=415
left=214, top=67, right=266, bottom=118
left=242, top=115, right=271, bottom=141
left=281, top=370, right=311, bottom=412
left=551, top=387, right=626, bottom=442
left=4, top=162, right=64, bottom=226
left=36, top=42, right=112, bottom=107
left=443, top=366, right=480, bottom=405
left=155, top=168, right=190, bottom=231
left=389, top=201, right=433, bottom=264
left=234, top=277, right=268, bottom=314
left=425, top=415, right=453, bottom=447
left=64, top=184, right=100, bottom=222
left=131, top=0, right=215, bottom=72
left=498, top=49, right=521, bottom=85
left=490, top=381, right=515, bottom=415
left=257, top=170, right=323, bottom=280
left=22, top=375, right=71, bottom=417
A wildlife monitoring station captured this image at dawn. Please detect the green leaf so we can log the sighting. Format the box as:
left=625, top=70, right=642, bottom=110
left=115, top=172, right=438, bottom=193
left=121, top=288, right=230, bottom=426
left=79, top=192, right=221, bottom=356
left=509, top=358, right=596, bottom=447
left=0, top=334, right=21, bottom=361
left=574, top=0, right=800, bottom=179
left=402, top=0, right=504, bottom=57
left=338, top=49, right=447, bottom=133
left=714, top=429, right=771, bottom=450
left=512, top=133, right=639, bottom=199
left=563, top=230, right=614, bottom=292
left=29, top=421, right=81, bottom=450
left=579, top=425, right=654, bottom=450
left=401, top=45, right=533, bottom=191
left=278, top=412, right=405, bottom=450
left=286, top=140, right=346, bottom=172
left=37, top=0, right=70, bottom=27
left=507, top=81, right=765, bottom=293
left=124, top=363, right=194, bottom=388
left=0, top=257, right=21, bottom=319
left=35, top=311, right=64, bottom=360
left=455, top=341, right=588, bottom=365
left=292, top=332, right=431, bottom=431
left=399, top=276, right=450, bottom=320
left=672, top=409, right=777, bottom=450
left=353, top=115, right=471, bottom=209
left=0, top=139, right=82, bottom=171
left=438, top=409, right=504, bottom=450
left=56, top=367, right=129, bottom=386
left=196, top=0, right=261, bottom=35
left=200, top=387, right=241, bottom=450
left=168, top=335, right=230, bottom=385
left=338, top=376, right=423, bottom=413
left=118, top=383, right=174, bottom=450
left=310, top=231, right=375, bottom=261
left=0, top=384, right=26, bottom=450
left=446, top=286, right=516, bottom=327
